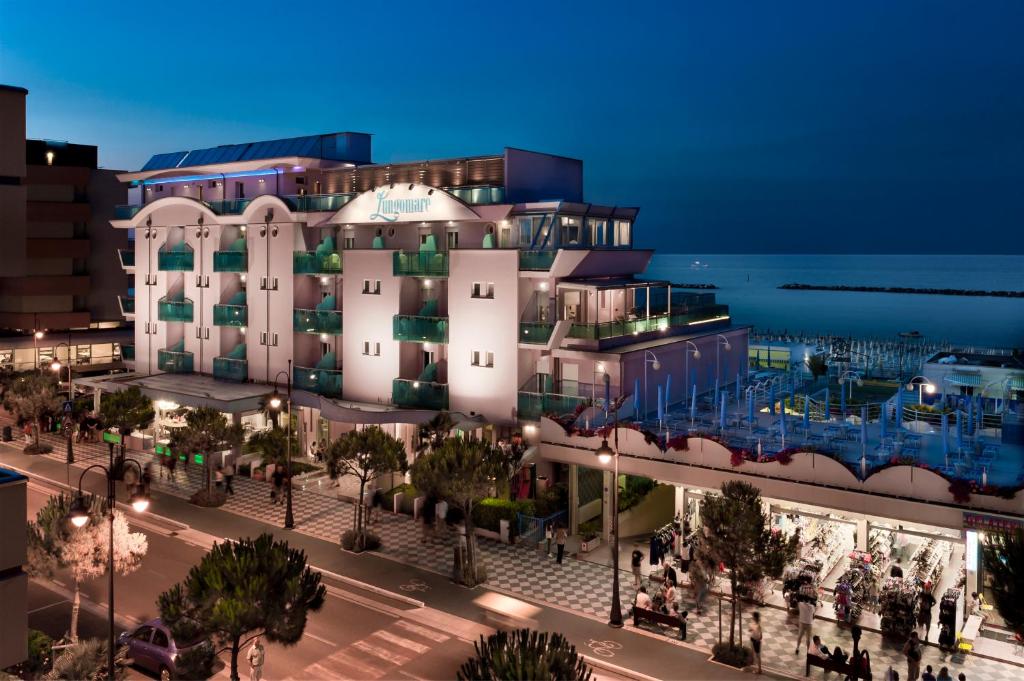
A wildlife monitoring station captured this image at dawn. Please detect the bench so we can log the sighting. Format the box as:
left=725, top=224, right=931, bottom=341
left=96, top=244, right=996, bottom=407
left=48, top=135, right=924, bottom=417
left=805, top=654, right=871, bottom=680
left=633, top=607, right=685, bottom=640
left=473, top=592, right=540, bottom=630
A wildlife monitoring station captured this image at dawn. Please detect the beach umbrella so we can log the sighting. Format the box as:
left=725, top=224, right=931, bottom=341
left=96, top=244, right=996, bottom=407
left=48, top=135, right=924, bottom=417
left=941, top=412, right=949, bottom=459
left=634, top=378, right=641, bottom=418
left=657, top=385, right=665, bottom=423
left=824, top=388, right=831, bottom=421
left=665, top=373, right=672, bottom=411
left=747, top=391, right=755, bottom=428
left=719, top=392, right=727, bottom=430
left=880, top=403, right=888, bottom=440
left=779, top=407, right=787, bottom=445
left=604, top=378, right=611, bottom=418
left=967, top=396, right=974, bottom=436
left=736, top=372, right=742, bottom=403
left=956, top=410, right=963, bottom=452
left=840, top=386, right=847, bottom=419
left=895, top=388, right=903, bottom=428
left=769, top=384, right=776, bottom=416
left=860, top=406, right=868, bottom=451
left=690, top=383, right=697, bottom=422
left=803, top=395, right=811, bottom=429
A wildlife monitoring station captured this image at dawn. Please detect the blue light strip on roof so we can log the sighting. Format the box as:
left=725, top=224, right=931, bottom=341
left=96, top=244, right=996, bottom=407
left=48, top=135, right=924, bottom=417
left=142, top=169, right=281, bottom=186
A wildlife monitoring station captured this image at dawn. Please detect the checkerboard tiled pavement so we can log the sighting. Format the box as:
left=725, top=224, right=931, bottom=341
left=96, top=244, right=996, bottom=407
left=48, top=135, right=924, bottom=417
left=17, top=421, right=1022, bottom=681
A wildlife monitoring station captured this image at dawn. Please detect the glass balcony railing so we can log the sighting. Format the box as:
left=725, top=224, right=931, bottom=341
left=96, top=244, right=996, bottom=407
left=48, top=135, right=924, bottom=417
left=157, top=349, right=193, bottom=374
left=213, top=250, right=247, bottom=272
left=393, top=315, right=448, bottom=343
left=157, top=249, right=194, bottom=271
left=283, top=193, right=356, bottom=212
left=118, top=296, right=135, bottom=315
left=117, top=249, right=134, bottom=268
left=114, top=204, right=142, bottom=220
left=293, top=365, right=343, bottom=397
left=566, top=306, right=730, bottom=341
left=519, top=322, right=554, bottom=344
left=213, top=304, right=247, bottom=327
left=294, top=250, right=342, bottom=275
left=392, top=378, right=449, bottom=411
left=443, top=185, right=505, bottom=205
left=206, top=198, right=252, bottom=215
left=519, top=250, right=557, bottom=271
left=158, top=298, right=194, bottom=323
left=517, top=391, right=590, bottom=421
left=213, top=356, right=248, bottom=382
left=393, top=251, right=448, bottom=277
left=293, top=309, right=342, bottom=335
left=120, top=344, right=135, bottom=361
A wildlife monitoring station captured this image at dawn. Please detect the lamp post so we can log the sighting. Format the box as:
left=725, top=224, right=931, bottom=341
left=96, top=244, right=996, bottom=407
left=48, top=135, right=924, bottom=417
left=595, top=373, right=623, bottom=628
left=67, top=454, right=149, bottom=678
left=684, top=340, right=701, bottom=410
left=268, top=360, right=294, bottom=529
left=50, top=343, right=74, bottom=466
left=643, top=350, right=661, bottom=421
left=33, top=328, right=45, bottom=372
left=715, top=334, right=731, bottom=386
left=837, top=370, right=863, bottom=400
left=905, top=375, right=936, bottom=405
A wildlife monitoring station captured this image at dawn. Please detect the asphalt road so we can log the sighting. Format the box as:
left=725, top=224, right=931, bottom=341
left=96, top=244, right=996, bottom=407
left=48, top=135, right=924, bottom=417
left=25, top=481, right=473, bottom=680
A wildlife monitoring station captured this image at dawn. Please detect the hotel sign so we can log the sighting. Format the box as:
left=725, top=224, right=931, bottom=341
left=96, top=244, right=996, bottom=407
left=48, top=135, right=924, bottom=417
left=331, top=183, right=481, bottom=224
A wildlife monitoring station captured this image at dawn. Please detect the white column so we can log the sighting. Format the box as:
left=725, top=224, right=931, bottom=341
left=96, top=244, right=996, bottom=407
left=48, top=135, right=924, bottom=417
left=856, top=519, right=868, bottom=551
left=568, top=463, right=579, bottom=535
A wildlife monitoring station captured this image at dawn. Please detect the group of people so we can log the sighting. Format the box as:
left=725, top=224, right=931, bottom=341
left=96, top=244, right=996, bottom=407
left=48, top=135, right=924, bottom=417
left=542, top=523, right=568, bottom=563
left=900, top=630, right=971, bottom=681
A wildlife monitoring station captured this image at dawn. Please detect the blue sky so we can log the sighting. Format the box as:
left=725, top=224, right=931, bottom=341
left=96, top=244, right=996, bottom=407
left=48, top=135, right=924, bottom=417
left=2, top=1, right=1021, bottom=253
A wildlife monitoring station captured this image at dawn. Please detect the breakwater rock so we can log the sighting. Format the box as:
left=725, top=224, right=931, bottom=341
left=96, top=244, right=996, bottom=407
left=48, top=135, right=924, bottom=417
left=779, top=283, right=1024, bottom=298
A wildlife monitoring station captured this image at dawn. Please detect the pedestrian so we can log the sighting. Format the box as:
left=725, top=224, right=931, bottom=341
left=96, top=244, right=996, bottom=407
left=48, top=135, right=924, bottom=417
left=902, top=631, right=922, bottom=681
left=271, top=464, right=285, bottom=504
left=544, top=523, right=553, bottom=556
left=749, top=611, right=763, bottom=674
left=631, top=549, right=644, bottom=587
left=167, top=455, right=178, bottom=485
left=922, top=665, right=936, bottom=681
left=918, top=589, right=936, bottom=640
left=810, top=635, right=829, bottom=658
left=420, top=497, right=436, bottom=543
left=372, top=488, right=385, bottom=524
left=555, top=525, right=567, bottom=564
left=141, top=462, right=153, bottom=496
left=659, top=579, right=677, bottom=612
left=215, top=465, right=225, bottom=490
left=681, top=539, right=695, bottom=584
left=634, top=585, right=652, bottom=611
left=246, top=636, right=265, bottom=681
left=675, top=606, right=688, bottom=641
left=223, top=461, right=235, bottom=495
left=662, top=560, right=677, bottom=587
left=935, top=667, right=951, bottom=681
left=795, top=596, right=816, bottom=655
left=956, top=674, right=965, bottom=681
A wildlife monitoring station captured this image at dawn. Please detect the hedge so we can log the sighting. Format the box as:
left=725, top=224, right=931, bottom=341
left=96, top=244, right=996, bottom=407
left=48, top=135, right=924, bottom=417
left=471, top=498, right=536, bottom=533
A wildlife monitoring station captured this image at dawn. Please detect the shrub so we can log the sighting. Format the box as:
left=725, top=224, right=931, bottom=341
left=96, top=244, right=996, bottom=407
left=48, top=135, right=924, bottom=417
left=384, top=483, right=417, bottom=515
left=533, top=484, right=568, bottom=517
left=471, top=498, right=535, bottom=533
left=190, top=488, right=228, bottom=507
left=174, top=641, right=216, bottom=680
left=617, top=476, right=656, bottom=513
left=578, top=520, right=600, bottom=541
left=7, top=628, right=53, bottom=678
left=712, top=642, right=753, bottom=668
left=458, top=629, right=591, bottom=681
left=341, top=530, right=381, bottom=552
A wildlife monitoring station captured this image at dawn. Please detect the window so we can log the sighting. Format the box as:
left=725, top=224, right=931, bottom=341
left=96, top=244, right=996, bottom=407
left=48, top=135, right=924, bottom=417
left=362, top=279, right=381, bottom=294
left=363, top=341, right=381, bottom=356
left=471, top=350, right=494, bottom=368
left=499, top=223, right=513, bottom=247
left=614, top=220, right=631, bottom=246
left=471, top=282, right=495, bottom=299
left=588, top=218, right=608, bottom=246
left=518, top=217, right=534, bottom=246
left=133, top=626, right=154, bottom=642
left=344, top=236, right=355, bottom=249
left=151, top=629, right=169, bottom=648
left=560, top=216, right=581, bottom=246
left=235, top=181, right=244, bottom=199
left=447, top=231, right=459, bottom=249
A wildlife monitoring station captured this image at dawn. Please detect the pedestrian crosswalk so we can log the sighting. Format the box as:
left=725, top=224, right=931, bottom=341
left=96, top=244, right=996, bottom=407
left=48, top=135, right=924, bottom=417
left=287, top=620, right=452, bottom=681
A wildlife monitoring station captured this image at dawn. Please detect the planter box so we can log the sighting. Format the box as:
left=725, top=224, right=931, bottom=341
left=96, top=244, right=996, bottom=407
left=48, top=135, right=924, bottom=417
left=580, top=536, right=602, bottom=553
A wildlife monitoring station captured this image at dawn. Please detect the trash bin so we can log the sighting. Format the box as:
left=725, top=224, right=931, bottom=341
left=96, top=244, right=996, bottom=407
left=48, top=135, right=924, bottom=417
left=2, top=425, right=11, bottom=442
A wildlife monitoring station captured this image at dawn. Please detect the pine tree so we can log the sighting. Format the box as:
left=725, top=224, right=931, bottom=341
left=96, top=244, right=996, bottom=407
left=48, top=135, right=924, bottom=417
left=167, top=406, right=244, bottom=499
left=99, top=387, right=155, bottom=473
left=458, top=629, right=592, bottom=681
left=982, top=528, right=1024, bottom=637
left=158, top=533, right=325, bottom=681
left=4, top=372, right=61, bottom=453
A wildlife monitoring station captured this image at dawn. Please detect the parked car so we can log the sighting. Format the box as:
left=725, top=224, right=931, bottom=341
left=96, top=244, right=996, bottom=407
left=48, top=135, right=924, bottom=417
left=117, top=618, right=207, bottom=680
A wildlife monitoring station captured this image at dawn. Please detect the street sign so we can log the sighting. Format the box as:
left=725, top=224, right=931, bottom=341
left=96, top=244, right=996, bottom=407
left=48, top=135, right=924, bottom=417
left=63, top=400, right=73, bottom=413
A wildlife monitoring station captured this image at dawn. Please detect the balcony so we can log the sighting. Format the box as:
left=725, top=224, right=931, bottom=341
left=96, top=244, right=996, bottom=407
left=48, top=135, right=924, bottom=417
left=293, top=365, right=343, bottom=397
left=157, top=297, right=194, bottom=323
left=206, top=198, right=252, bottom=215
left=393, top=251, right=448, bottom=277
left=157, top=245, right=195, bottom=271
left=213, top=250, right=247, bottom=272
left=118, top=295, right=135, bottom=316
left=294, top=250, right=342, bottom=275
left=443, top=185, right=505, bottom=205
left=293, top=308, right=343, bottom=335
left=566, top=305, right=730, bottom=341
left=517, top=391, right=591, bottom=421
left=392, top=378, right=449, bottom=410
left=393, top=315, right=448, bottom=343
left=114, top=204, right=142, bottom=220
left=213, top=304, right=247, bottom=327
left=519, top=250, right=557, bottom=271
left=120, top=344, right=135, bottom=361
left=213, top=356, right=248, bottom=382
left=117, top=249, right=134, bottom=269
left=157, top=349, right=194, bottom=374
left=519, top=322, right=554, bottom=344
left=284, top=193, right=356, bottom=212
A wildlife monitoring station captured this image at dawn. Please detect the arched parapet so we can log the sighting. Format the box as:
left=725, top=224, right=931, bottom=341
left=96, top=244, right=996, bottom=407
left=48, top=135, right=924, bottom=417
left=125, top=196, right=220, bottom=229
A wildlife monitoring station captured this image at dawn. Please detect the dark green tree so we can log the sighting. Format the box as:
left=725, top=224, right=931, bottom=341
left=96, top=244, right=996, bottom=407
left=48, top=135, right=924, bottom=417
left=168, top=407, right=244, bottom=499
left=99, top=387, right=155, bottom=471
left=805, top=354, right=829, bottom=383
left=415, top=411, right=455, bottom=455
left=4, top=372, right=60, bottom=453
left=458, top=629, right=592, bottom=681
left=157, top=534, right=325, bottom=681
left=410, top=438, right=501, bottom=586
left=246, top=427, right=300, bottom=467
left=700, top=481, right=798, bottom=650
left=982, top=528, right=1024, bottom=637
left=323, top=426, right=407, bottom=551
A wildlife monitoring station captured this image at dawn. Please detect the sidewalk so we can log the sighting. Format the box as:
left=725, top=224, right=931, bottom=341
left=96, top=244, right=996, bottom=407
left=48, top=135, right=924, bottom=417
left=6, top=422, right=1022, bottom=681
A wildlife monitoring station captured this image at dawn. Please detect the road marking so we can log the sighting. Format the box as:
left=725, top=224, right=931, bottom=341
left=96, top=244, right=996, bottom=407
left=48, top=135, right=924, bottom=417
left=303, top=631, right=338, bottom=647
left=395, top=619, right=450, bottom=643
left=319, top=649, right=387, bottom=678
left=372, top=630, right=430, bottom=654
left=352, top=639, right=412, bottom=666
left=303, top=662, right=360, bottom=681
left=585, top=639, right=623, bottom=658
left=28, top=599, right=69, bottom=615
left=397, top=671, right=429, bottom=680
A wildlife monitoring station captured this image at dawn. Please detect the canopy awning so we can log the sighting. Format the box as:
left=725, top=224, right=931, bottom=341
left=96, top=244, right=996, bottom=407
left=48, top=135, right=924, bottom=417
left=949, top=372, right=982, bottom=387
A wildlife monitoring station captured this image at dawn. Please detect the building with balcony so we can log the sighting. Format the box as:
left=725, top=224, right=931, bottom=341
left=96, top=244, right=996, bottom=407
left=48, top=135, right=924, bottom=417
left=0, top=84, right=132, bottom=373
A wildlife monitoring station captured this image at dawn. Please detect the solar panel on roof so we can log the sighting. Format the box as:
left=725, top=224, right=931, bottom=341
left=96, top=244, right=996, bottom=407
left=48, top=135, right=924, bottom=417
left=141, top=151, right=189, bottom=171
left=142, top=133, right=365, bottom=171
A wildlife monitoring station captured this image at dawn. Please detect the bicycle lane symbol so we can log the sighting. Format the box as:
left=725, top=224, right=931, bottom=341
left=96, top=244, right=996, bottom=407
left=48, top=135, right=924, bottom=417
left=585, top=639, right=622, bottom=658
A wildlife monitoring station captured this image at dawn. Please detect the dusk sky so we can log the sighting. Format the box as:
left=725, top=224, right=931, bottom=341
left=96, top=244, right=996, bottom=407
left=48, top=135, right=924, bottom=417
left=2, top=1, right=1021, bottom=254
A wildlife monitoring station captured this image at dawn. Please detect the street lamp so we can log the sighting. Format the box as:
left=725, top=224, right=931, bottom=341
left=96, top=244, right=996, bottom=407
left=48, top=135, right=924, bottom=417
left=684, top=340, right=701, bottom=413
left=50, top=343, right=75, bottom=466
left=905, top=376, right=936, bottom=405
left=715, top=334, right=731, bottom=386
left=643, top=350, right=661, bottom=421
left=838, top=370, right=863, bottom=400
left=594, top=373, right=623, bottom=628
left=33, top=328, right=45, bottom=372
left=268, top=360, right=294, bottom=529
left=66, top=452, right=149, bottom=678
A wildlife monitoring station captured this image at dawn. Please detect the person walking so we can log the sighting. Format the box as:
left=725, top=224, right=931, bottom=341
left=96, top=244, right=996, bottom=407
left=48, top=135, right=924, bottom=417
left=223, top=461, right=235, bottom=495
left=246, top=636, right=265, bottom=681
left=271, top=464, right=285, bottom=505
left=167, top=455, right=178, bottom=486
left=918, top=589, right=936, bottom=641
left=544, top=523, right=553, bottom=556
left=795, top=596, right=816, bottom=655
left=935, top=667, right=952, bottom=681
left=555, top=526, right=567, bottom=564
left=749, top=611, right=763, bottom=674
left=902, top=631, right=922, bottom=681
left=631, top=549, right=644, bottom=587
left=214, top=465, right=225, bottom=490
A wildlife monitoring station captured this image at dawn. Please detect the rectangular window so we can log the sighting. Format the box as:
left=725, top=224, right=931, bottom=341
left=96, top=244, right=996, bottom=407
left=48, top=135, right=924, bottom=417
left=362, top=279, right=381, bottom=294
left=518, top=217, right=533, bottom=247
left=471, top=350, right=494, bottom=368
left=588, top=218, right=608, bottom=246
left=471, top=282, right=495, bottom=299
left=375, top=342, right=381, bottom=356
left=235, top=181, right=244, bottom=199
left=447, top=231, right=459, bottom=249
left=499, top=223, right=513, bottom=248
left=363, top=341, right=370, bottom=355
left=614, top=220, right=631, bottom=247
left=560, top=216, right=581, bottom=246
left=343, top=236, right=355, bottom=249
left=363, top=341, right=381, bottom=356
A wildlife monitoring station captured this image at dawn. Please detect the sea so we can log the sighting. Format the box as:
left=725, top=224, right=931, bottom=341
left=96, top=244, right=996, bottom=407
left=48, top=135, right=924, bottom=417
left=644, top=254, right=1024, bottom=348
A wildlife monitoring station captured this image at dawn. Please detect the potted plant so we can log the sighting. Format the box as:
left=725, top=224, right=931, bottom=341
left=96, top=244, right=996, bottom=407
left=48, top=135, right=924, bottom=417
left=578, top=520, right=601, bottom=553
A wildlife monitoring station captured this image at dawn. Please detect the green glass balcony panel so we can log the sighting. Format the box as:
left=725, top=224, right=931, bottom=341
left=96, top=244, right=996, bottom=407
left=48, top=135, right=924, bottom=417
left=120, top=344, right=135, bottom=361
left=206, top=198, right=252, bottom=215
left=543, top=393, right=590, bottom=415
left=519, top=250, right=557, bottom=271
left=293, top=250, right=342, bottom=275
left=443, top=185, right=504, bottom=205
left=669, top=305, right=730, bottom=327
left=117, top=249, right=135, bottom=268
left=213, top=250, right=248, bottom=272
left=118, top=296, right=135, bottom=315
left=114, top=204, right=141, bottom=219
left=292, top=308, right=342, bottom=335
left=393, top=315, right=448, bottom=343
left=284, top=193, right=356, bottom=212
left=157, top=298, right=194, bottom=323
left=517, top=392, right=543, bottom=420
left=213, top=357, right=248, bottom=382
left=213, top=304, right=247, bottom=327
left=157, top=249, right=195, bottom=271
left=393, top=251, right=449, bottom=277
left=519, top=322, right=554, bottom=344
left=157, top=349, right=193, bottom=374
left=568, top=313, right=671, bottom=340
left=392, top=378, right=449, bottom=411
left=293, top=365, right=343, bottom=397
